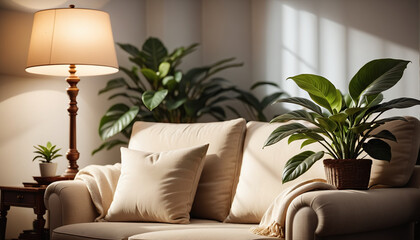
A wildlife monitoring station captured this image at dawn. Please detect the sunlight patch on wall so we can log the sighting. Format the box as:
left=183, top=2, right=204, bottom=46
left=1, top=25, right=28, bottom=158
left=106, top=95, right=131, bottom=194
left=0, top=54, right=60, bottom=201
left=280, top=4, right=299, bottom=98
left=298, top=10, right=318, bottom=74
left=319, top=17, right=346, bottom=90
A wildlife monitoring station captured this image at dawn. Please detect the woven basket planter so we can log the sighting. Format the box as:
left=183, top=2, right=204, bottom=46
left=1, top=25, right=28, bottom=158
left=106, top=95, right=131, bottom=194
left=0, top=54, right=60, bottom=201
left=323, top=159, right=372, bottom=190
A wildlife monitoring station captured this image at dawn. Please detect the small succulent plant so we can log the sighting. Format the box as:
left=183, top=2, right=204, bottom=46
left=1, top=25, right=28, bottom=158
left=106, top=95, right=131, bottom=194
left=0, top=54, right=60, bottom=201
left=33, top=141, right=63, bottom=163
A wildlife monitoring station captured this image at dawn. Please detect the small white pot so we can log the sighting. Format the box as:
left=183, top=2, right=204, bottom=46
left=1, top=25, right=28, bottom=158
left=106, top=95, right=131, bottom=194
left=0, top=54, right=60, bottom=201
left=39, top=162, right=57, bottom=177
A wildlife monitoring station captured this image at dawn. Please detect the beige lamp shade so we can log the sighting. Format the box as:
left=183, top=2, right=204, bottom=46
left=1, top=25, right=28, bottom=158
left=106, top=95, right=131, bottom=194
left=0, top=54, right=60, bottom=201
left=26, top=7, right=119, bottom=76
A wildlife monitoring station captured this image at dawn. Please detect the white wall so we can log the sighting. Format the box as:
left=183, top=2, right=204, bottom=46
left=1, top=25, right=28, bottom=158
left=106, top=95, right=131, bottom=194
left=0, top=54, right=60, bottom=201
left=0, top=0, right=418, bottom=237
left=252, top=0, right=419, bottom=117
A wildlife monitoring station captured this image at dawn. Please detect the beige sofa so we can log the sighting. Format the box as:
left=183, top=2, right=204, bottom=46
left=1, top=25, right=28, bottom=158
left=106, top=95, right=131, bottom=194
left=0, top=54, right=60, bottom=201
left=44, top=117, right=420, bottom=240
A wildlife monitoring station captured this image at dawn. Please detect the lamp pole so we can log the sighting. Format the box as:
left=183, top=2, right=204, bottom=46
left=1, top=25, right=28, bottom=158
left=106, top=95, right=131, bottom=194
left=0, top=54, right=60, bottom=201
left=64, top=64, right=80, bottom=178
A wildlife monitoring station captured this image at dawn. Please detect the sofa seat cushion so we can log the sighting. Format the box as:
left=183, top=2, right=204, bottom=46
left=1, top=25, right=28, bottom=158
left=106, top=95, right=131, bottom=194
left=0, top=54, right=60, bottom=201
left=129, top=227, right=278, bottom=240
left=52, top=219, right=275, bottom=240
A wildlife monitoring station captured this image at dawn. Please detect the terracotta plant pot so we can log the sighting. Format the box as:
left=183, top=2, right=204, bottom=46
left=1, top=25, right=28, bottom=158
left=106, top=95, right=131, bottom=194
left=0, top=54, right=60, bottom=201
left=39, top=162, right=58, bottom=177
left=323, top=159, right=372, bottom=190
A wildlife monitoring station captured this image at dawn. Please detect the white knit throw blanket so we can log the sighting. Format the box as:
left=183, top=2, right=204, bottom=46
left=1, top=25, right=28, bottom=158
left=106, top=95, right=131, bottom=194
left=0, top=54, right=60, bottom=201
left=251, top=179, right=336, bottom=239
left=74, top=163, right=121, bottom=221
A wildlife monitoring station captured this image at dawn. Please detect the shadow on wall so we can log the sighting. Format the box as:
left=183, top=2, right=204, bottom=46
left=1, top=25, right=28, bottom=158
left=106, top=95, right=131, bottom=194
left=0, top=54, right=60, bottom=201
left=253, top=0, right=419, bottom=118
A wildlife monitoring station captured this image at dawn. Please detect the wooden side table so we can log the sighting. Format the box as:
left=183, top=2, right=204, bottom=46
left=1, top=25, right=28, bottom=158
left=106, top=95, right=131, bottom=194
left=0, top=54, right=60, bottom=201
left=0, top=186, right=48, bottom=240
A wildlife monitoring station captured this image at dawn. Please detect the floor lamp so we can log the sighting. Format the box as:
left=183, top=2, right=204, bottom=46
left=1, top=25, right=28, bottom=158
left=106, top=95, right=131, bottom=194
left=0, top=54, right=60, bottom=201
left=25, top=5, right=119, bottom=178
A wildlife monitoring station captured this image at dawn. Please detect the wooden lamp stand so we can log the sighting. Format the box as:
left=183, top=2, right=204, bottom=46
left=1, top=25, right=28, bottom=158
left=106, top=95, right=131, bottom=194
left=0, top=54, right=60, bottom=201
left=64, top=64, right=80, bottom=178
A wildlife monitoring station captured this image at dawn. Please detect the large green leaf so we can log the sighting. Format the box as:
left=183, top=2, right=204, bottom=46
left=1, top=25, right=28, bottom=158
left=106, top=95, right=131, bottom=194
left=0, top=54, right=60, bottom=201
left=142, top=37, right=168, bottom=71
left=99, top=104, right=139, bottom=140
left=264, top=123, right=309, bottom=147
left=349, top=59, right=410, bottom=102
left=282, top=151, right=324, bottom=183
left=270, top=109, right=315, bottom=123
left=288, top=74, right=341, bottom=113
left=142, top=89, right=168, bottom=111
left=362, top=139, right=391, bottom=161
left=275, top=97, right=323, bottom=116
left=370, top=97, right=420, bottom=114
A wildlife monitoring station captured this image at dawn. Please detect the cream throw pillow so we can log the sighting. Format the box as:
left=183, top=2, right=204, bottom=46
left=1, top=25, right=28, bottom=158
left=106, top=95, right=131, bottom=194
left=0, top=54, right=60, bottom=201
left=105, top=144, right=209, bottom=223
left=128, top=119, right=246, bottom=221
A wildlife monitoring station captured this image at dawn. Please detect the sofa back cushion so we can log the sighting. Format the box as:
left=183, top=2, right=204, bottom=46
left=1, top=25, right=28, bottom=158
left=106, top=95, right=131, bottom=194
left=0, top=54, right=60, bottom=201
left=225, top=121, right=326, bottom=223
left=369, top=117, right=420, bottom=187
left=128, top=118, right=246, bottom=221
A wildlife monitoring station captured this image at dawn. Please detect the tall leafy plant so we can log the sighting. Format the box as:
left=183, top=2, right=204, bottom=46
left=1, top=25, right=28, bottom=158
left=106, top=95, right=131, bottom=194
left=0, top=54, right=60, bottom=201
left=93, top=37, right=242, bottom=155
left=264, top=58, right=420, bottom=183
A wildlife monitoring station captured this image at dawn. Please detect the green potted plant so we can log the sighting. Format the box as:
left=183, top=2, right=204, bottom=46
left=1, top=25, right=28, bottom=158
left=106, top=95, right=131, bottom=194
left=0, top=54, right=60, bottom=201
left=264, top=58, right=420, bottom=189
left=33, top=141, right=63, bottom=177
left=92, top=37, right=243, bottom=155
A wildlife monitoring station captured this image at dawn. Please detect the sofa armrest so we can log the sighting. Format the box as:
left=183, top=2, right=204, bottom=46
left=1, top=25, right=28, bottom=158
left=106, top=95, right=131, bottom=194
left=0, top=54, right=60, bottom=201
left=286, top=187, right=420, bottom=240
left=44, top=180, right=97, bottom=230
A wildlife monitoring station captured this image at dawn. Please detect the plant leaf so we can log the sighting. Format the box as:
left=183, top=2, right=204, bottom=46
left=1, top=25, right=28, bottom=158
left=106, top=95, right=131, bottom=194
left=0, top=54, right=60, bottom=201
left=316, top=117, right=337, bottom=132
left=174, top=71, right=182, bottom=82
left=301, top=139, right=318, bottom=148
left=363, top=139, right=391, bottom=161
left=349, top=59, right=410, bottom=102
left=282, top=151, right=324, bottom=183
left=374, top=116, right=407, bottom=125
left=370, top=97, right=420, bottom=114
left=141, top=68, right=158, bottom=83
left=287, top=74, right=341, bottom=113
left=166, top=98, right=187, bottom=110
left=117, top=43, right=142, bottom=58
left=142, top=37, right=168, bottom=71
left=371, top=130, right=397, bottom=142
left=264, top=123, right=309, bottom=147
left=329, top=113, right=347, bottom=123
left=99, top=104, right=139, bottom=140
left=270, top=109, right=315, bottom=124
left=250, top=81, right=280, bottom=90
left=275, top=97, right=323, bottom=116
left=142, top=89, right=168, bottom=111
left=158, top=62, right=170, bottom=78
left=345, top=107, right=363, bottom=116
